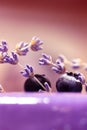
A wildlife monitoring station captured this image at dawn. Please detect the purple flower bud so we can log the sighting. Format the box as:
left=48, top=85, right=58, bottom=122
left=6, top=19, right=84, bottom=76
left=44, top=82, right=51, bottom=92
left=29, top=36, right=43, bottom=51
left=71, top=59, right=81, bottom=69
left=74, top=72, right=85, bottom=85
left=52, top=61, right=65, bottom=74
left=57, top=54, right=67, bottom=63
left=20, top=65, right=34, bottom=78
left=0, top=41, right=8, bottom=52
left=15, top=42, right=29, bottom=56
left=39, top=53, right=52, bottom=65
left=0, top=52, right=8, bottom=63
left=5, top=51, right=19, bottom=64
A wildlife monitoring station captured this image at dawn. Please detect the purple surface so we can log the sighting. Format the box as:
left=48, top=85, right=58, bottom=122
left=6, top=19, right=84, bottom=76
left=0, top=92, right=87, bottom=130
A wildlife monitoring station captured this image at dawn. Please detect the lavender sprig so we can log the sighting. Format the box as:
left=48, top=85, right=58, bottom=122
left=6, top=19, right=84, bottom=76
left=57, top=54, right=68, bottom=63
left=39, top=53, right=66, bottom=74
left=15, top=42, right=29, bottom=56
left=73, top=72, right=87, bottom=91
left=56, top=55, right=82, bottom=70
left=39, top=53, right=52, bottom=65
left=52, top=60, right=65, bottom=74
left=5, top=51, right=19, bottom=64
left=20, top=64, right=47, bottom=91
left=0, top=36, right=44, bottom=93
left=0, top=36, right=43, bottom=64
left=71, top=58, right=81, bottom=69
left=0, top=52, right=8, bottom=63
left=29, top=36, right=43, bottom=51
left=44, top=82, right=52, bottom=92
left=15, top=36, right=43, bottom=55
left=39, top=52, right=87, bottom=74
left=0, top=41, right=8, bottom=52
left=20, top=65, right=34, bottom=78
left=0, top=41, right=8, bottom=63
left=74, top=72, right=86, bottom=85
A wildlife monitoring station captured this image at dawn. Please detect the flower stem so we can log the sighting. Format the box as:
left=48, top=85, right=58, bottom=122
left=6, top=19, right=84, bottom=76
left=34, top=76, right=47, bottom=91
left=18, top=62, right=24, bottom=69
left=17, top=62, right=47, bottom=91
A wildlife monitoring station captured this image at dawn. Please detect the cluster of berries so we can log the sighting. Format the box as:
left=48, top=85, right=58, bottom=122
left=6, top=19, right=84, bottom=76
left=0, top=36, right=87, bottom=93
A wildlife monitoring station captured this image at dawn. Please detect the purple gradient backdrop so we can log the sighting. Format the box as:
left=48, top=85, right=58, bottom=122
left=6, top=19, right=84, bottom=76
left=0, top=0, right=87, bottom=92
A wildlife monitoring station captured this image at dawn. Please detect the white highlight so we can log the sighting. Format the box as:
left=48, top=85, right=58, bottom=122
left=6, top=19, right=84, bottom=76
left=0, top=97, right=42, bottom=104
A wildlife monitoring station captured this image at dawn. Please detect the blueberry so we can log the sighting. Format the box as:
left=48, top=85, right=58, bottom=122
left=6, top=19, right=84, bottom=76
left=24, top=74, right=51, bottom=92
left=56, top=72, right=82, bottom=92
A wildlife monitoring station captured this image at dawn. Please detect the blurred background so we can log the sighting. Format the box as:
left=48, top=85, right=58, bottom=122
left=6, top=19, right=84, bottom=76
left=0, top=0, right=87, bottom=92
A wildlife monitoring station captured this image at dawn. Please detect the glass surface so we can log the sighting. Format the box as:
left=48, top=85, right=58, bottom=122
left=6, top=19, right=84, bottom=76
left=0, top=92, right=87, bottom=130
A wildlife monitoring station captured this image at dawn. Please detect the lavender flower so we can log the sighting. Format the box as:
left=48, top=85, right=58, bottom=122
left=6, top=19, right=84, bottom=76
left=5, top=51, right=19, bottom=64
left=57, top=54, right=68, bottom=63
left=44, top=82, right=51, bottom=92
left=71, top=58, right=81, bottom=69
left=52, top=60, right=65, bottom=74
left=0, top=41, right=8, bottom=52
left=74, top=72, right=86, bottom=85
left=20, top=65, right=34, bottom=78
left=39, top=53, right=65, bottom=74
left=15, top=42, right=29, bottom=56
left=0, top=52, right=8, bottom=63
left=39, top=53, right=52, bottom=65
left=29, top=36, right=43, bottom=51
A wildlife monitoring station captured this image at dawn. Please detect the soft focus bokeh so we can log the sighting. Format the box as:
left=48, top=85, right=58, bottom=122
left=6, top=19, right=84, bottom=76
left=0, top=0, right=87, bottom=92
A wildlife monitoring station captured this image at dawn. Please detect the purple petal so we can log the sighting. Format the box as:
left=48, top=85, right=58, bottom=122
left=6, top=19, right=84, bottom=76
left=0, top=41, right=8, bottom=52
left=52, top=66, right=62, bottom=74
left=72, top=64, right=80, bottom=69
left=20, top=71, right=29, bottom=77
left=5, top=52, right=18, bottom=64
left=30, top=36, right=43, bottom=51
left=16, top=42, right=29, bottom=56
left=57, top=54, right=67, bottom=63
left=20, top=65, right=34, bottom=78
left=52, top=63, right=65, bottom=74
left=27, top=65, right=33, bottom=73
left=44, top=82, right=50, bottom=92
left=42, top=53, right=51, bottom=60
left=39, top=58, right=51, bottom=65
left=74, top=72, right=85, bottom=84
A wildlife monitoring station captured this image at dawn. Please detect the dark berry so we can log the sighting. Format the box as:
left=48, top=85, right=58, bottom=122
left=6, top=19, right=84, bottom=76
left=56, top=72, right=82, bottom=92
left=24, top=74, right=51, bottom=92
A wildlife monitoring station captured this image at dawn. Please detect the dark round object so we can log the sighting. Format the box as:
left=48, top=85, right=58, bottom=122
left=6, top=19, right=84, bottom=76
left=24, top=74, right=51, bottom=92
left=56, top=72, right=82, bottom=92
